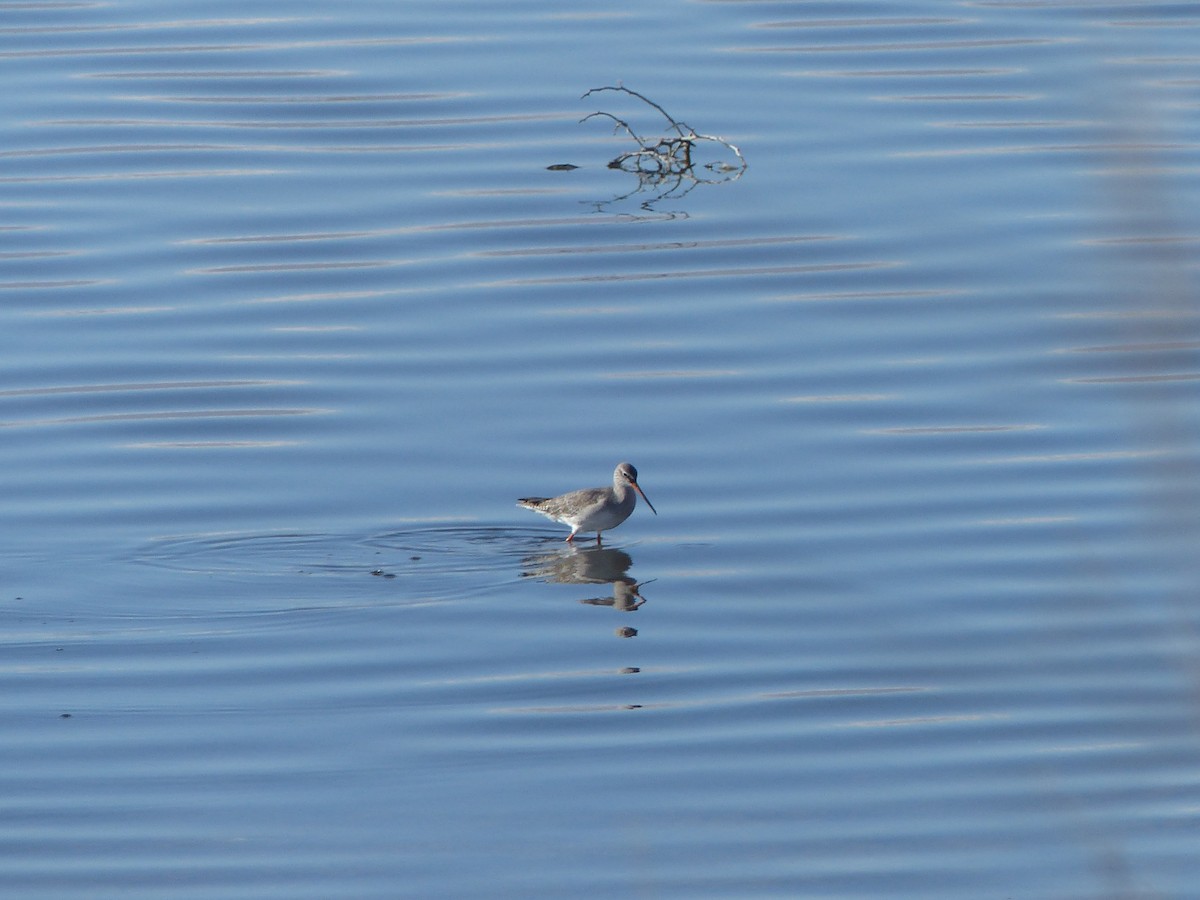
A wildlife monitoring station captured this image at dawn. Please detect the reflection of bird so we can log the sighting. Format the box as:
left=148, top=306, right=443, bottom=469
left=518, top=462, right=656, bottom=544
left=520, top=547, right=633, bottom=585
left=579, top=578, right=649, bottom=612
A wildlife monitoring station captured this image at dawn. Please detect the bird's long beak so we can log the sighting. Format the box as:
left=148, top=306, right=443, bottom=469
left=633, top=482, right=657, bottom=515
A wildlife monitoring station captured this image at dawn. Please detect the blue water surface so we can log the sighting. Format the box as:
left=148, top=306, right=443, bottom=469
left=2, top=2, right=1200, bottom=898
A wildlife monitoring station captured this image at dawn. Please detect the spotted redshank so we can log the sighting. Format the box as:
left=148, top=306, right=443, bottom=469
left=518, top=462, right=656, bottom=544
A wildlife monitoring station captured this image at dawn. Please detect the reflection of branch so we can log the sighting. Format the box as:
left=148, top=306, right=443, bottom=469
left=579, top=85, right=746, bottom=212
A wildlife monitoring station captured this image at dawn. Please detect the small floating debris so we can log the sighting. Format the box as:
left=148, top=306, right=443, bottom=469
left=579, top=85, right=746, bottom=209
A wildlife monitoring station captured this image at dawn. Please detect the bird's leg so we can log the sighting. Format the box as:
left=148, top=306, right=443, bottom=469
left=596, top=532, right=604, bottom=546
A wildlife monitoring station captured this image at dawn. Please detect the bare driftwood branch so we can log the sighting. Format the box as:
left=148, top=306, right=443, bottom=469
left=578, top=110, right=647, bottom=148
left=582, top=85, right=690, bottom=139
left=578, top=85, right=747, bottom=211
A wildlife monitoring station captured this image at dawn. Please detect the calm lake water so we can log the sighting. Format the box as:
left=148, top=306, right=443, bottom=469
left=4, top=2, right=1200, bottom=898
